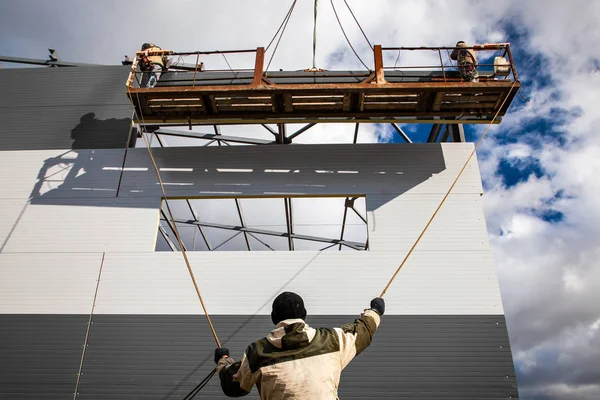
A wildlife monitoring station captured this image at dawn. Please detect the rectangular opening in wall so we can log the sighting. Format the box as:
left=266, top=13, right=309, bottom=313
left=155, top=196, right=368, bottom=251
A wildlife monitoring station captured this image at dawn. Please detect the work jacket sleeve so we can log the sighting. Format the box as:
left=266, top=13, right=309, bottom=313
left=216, top=357, right=251, bottom=397
left=450, top=48, right=459, bottom=60
left=334, top=309, right=381, bottom=369
left=217, top=351, right=261, bottom=397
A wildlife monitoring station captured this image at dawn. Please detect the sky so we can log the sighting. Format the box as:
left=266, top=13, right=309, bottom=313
left=1, top=0, right=600, bottom=398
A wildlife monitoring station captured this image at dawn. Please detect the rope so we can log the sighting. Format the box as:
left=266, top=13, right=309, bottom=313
left=329, top=0, right=371, bottom=71
left=182, top=368, right=217, bottom=400
left=343, top=0, right=373, bottom=50
left=266, top=0, right=298, bottom=72
left=127, top=88, right=221, bottom=348
left=312, top=0, right=318, bottom=69
left=379, top=80, right=519, bottom=297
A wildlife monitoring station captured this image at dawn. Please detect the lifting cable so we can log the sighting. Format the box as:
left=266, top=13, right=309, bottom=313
left=342, top=0, right=373, bottom=50
left=127, top=88, right=222, bottom=349
left=312, top=0, right=318, bottom=69
left=379, top=80, right=519, bottom=297
left=265, top=0, right=298, bottom=72
left=329, top=0, right=371, bottom=71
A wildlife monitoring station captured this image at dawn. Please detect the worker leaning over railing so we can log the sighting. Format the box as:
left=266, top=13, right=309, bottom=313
left=139, top=43, right=172, bottom=88
left=450, top=41, right=479, bottom=82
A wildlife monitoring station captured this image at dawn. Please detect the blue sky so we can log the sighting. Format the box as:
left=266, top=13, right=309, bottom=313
left=2, top=1, right=600, bottom=398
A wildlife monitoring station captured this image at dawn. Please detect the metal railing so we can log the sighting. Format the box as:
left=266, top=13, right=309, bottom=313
left=126, top=42, right=518, bottom=88
left=378, top=43, right=518, bottom=83
left=125, top=48, right=264, bottom=88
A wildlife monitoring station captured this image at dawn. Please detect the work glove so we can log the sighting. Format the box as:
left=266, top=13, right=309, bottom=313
left=214, top=347, right=230, bottom=364
left=370, top=297, right=385, bottom=316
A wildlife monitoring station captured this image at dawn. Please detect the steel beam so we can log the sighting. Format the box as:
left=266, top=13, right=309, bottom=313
left=154, top=133, right=165, bottom=147
left=277, top=123, right=286, bottom=144
left=130, top=80, right=517, bottom=95
left=160, top=209, right=187, bottom=251
left=213, top=232, right=243, bottom=251
left=158, top=226, right=178, bottom=251
left=155, top=128, right=273, bottom=145
left=235, top=199, right=252, bottom=251
left=173, top=219, right=366, bottom=250
left=427, top=124, right=443, bottom=142
left=247, top=232, right=275, bottom=251
left=185, top=200, right=212, bottom=250
left=284, top=198, right=294, bottom=251
left=287, top=123, right=317, bottom=141
left=390, top=123, right=413, bottom=143
left=440, top=125, right=451, bottom=142
left=350, top=206, right=367, bottom=224
left=338, top=199, right=350, bottom=251
left=261, top=124, right=279, bottom=136
left=448, top=124, right=466, bottom=142
left=137, top=116, right=503, bottom=126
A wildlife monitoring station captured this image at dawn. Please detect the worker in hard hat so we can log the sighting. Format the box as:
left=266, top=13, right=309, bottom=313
left=139, top=43, right=168, bottom=88
left=214, top=291, right=384, bottom=399
left=450, top=41, right=479, bottom=82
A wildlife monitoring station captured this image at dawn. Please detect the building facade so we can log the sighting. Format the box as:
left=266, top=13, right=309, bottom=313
left=0, top=65, right=519, bottom=398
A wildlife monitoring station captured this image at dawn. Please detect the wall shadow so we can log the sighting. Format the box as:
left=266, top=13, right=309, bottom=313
left=71, top=112, right=133, bottom=150
left=28, top=113, right=134, bottom=204
left=29, top=142, right=447, bottom=211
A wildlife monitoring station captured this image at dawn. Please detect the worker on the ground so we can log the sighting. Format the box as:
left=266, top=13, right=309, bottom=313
left=450, top=41, right=479, bottom=82
left=214, top=291, right=384, bottom=399
left=139, top=43, right=169, bottom=88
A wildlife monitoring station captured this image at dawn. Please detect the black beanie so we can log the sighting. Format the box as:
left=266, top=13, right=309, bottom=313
left=271, top=292, right=307, bottom=325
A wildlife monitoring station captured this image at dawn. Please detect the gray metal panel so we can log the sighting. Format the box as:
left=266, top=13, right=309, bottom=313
left=0, top=314, right=518, bottom=399
left=0, top=315, right=88, bottom=399
left=0, top=66, right=133, bottom=150
left=0, top=66, right=131, bottom=108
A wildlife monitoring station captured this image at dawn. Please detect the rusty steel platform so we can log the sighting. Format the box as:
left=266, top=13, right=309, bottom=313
left=127, top=45, right=520, bottom=125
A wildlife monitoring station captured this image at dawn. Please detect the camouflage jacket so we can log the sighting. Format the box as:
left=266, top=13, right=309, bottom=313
left=217, top=309, right=381, bottom=399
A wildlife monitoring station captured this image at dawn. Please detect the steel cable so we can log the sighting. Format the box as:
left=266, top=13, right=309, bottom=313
left=329, top=0, right=371, bottom=71
left=265, top=0, right=298, bottom=72
left=342, top=0, right=373, bottom=50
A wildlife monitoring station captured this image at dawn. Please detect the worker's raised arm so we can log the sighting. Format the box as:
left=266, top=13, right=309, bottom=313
left=334, top=298, right=384, bottom=369
left=215, top=348, right=254, bottom=397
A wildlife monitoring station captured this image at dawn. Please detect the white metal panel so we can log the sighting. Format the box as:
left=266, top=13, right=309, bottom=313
left=0, top=200, right=27, bottom=250
left=93, top=249, right=503, bottom=315
left=0, top=253, right=103, bottom=314
left=367, top=193, right=491, bottom=252
left=0, top=144, right=504, bottom=317
left=117, top=144, right=482, bottom=199
left=1, top=198, right=160, bottom=253
left=0, top=149, right=125, bottom=200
